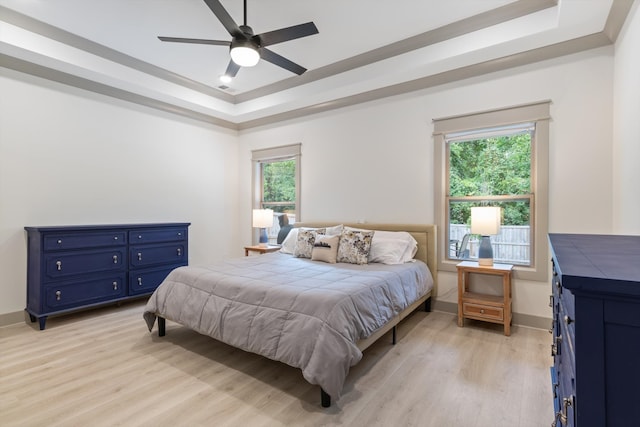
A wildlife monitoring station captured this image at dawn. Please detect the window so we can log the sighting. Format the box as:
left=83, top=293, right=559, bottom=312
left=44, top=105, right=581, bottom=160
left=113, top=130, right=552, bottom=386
left=252, top=144, right=301, bottom=244
left=434, top=102, right=550, bottom=281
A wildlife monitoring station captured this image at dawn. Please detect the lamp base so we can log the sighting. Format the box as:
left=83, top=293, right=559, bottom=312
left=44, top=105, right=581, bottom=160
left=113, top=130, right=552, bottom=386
left=478, top=257, right=494, bottom=267
left=477, top=235, right=494, bottom=267
left=258, top=228, right=268, bottom=248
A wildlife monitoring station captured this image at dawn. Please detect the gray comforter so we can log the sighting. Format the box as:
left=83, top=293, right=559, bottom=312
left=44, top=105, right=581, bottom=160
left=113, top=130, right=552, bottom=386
left=143, top=252, right=433, bottom=399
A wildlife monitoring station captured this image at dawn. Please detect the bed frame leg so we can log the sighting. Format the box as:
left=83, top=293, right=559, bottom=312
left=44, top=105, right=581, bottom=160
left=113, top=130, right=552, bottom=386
left=320, top=388, right=331, bottom=407
left=392, top=325, right=397, bottom=345
left=424, top=297, right=432, bottom=312
left=158, top=317, right=166, bottom=337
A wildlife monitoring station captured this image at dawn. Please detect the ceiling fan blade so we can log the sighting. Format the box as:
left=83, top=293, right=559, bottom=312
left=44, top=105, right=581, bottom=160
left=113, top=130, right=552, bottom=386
left=202, top=0, right=243, bottom=38
left=257, top=22, right=319, bottom=47
left=260, top=48, right=307, bottom=75
left=224, top=60, right=241, bottom=77
left=158, top=36, right=230, bottom=46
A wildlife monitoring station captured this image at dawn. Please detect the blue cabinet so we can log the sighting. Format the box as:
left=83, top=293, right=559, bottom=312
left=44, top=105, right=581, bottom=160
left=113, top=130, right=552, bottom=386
left=25, top=223, right=190, bottom=330
left=549, top=234, right=640, bottom=427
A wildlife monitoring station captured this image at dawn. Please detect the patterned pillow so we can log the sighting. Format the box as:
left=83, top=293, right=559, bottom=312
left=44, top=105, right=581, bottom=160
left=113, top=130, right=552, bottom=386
left=337, top=229, right=375, bottom=264
left=311, top=235, right=340, bottom=264
left=293, top=228, right=326, bottom=258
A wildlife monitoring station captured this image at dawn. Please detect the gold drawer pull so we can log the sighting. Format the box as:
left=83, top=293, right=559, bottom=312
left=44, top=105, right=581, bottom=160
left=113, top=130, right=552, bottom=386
left=480, top=309, right=485, bottom=314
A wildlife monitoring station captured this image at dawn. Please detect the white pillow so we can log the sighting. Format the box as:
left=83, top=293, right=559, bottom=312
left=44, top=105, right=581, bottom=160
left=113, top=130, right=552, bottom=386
left=345, top=227, right=418, bottom=264
left=280, top=225, right=343, bottom=254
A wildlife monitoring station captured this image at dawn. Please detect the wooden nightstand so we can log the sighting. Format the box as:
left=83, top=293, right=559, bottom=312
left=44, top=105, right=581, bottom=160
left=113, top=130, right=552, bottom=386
left=457, top=261, right=513, bottom=336
left=244, top=245, right=281, bottom=256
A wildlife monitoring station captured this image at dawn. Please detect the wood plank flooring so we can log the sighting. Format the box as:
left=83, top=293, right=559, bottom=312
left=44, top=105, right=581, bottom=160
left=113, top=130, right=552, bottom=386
left=0, top=302, right=553, bottom=426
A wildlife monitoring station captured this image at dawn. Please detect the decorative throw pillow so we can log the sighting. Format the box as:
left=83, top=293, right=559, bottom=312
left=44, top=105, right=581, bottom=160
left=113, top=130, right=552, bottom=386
left=293, top=228, right=326, bottom=258
left=337, top=229, right=374, bottom=264
left=311, top=235, right=340, bottom=264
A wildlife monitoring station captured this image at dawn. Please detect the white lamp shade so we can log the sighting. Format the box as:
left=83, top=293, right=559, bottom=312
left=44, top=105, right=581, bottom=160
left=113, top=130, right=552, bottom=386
left=230, top=45, right=260, bottom=67
left=252, top=209, right=274, bottom=228
left=470, top=206, right=501, bottom=235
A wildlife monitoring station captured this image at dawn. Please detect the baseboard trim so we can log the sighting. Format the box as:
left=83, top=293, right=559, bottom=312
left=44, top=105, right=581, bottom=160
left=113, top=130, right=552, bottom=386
left=432, top=300, right=550, bottom=330
left=0, top=310, right=27, bottom=327
left=2, top=301, right=551, bottom=330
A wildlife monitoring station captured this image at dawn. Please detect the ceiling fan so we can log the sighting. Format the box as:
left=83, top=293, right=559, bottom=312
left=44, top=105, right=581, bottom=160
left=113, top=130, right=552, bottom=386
left=158, top=0, right=319, bottom=79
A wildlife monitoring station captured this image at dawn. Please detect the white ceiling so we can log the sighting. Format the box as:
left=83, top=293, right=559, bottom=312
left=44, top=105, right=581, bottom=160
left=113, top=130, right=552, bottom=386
left=0, top=0, right=630, bottom=129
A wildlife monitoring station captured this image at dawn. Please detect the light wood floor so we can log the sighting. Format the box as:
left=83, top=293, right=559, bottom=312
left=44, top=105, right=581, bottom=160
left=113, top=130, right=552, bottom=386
left=1, top=302, right=552, bottom=427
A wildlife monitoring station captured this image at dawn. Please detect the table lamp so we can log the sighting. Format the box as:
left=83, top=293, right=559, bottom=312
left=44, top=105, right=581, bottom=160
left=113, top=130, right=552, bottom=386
left=471, top=206, right=501, bottom=266
left=252, top=209, right=274, bottom=247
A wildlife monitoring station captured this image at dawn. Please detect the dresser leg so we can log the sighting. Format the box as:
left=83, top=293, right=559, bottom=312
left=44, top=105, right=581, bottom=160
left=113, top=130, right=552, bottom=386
left=38, top=316, right=47, bottom=331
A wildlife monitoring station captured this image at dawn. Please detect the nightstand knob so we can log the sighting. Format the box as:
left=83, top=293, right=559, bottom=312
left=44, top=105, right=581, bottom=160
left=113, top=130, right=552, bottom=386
left=56, top=260, right=62, bottom=271
left=138, top=277, right=143, bottom=286
left=57, top=239, right=62, bottom=244
left=55, top=290, right=61, bottom=301
left=480, top=309, right=485, bottom=314
left=113, top=255, right=118, bottom=264
left=137, top=252, right=142, bottom=261
left=113, top=281, right=118, bottom=290
left=177, top=248, right=182, bottom=256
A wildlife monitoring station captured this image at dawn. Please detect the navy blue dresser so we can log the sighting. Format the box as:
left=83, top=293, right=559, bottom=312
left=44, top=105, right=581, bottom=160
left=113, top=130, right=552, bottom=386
left=549, top=234, right=640, bottom=427
left=25, top=223, right=190, bottom=330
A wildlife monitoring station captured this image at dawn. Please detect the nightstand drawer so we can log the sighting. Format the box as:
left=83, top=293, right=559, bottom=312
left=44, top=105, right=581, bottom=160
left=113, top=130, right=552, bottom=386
left=463, top=302, right=504, bottom=321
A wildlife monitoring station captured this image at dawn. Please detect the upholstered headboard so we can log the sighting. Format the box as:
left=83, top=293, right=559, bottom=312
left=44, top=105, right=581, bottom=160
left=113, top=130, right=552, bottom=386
left=293, top=222, right=437, bottom=293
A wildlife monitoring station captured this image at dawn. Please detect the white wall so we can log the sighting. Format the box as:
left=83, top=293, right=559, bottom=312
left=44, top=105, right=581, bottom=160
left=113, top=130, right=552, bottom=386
left=238, top=46, right=615, bottom=320
left=613, top=1, right=640, bottom=234
left=0, top=69, right=240, bottom=316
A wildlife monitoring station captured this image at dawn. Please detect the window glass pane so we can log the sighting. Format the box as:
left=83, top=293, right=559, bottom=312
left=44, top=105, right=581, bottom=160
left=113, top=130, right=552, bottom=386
left=448, top=199, right=531, bottom=265
left=262, top=159, right=296, bottom=210
left=448, top=132, right=531, bottom=197
left=261, top=158, right=296, bottom=243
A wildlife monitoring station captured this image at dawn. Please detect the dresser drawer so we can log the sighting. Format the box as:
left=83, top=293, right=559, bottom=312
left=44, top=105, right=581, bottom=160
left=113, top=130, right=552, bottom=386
left=45, top=248, right=126, bottom=279
left=129, top=266, right=178, bottom=295
left=44, top=231, right=127, bottom=251
left=130, top=243, right=186, bottom=268
left=462, top=302, right=504, bottom=321
left=44, top=275, right=126, bottom=310
left=129, top=227, right=187, bottom=244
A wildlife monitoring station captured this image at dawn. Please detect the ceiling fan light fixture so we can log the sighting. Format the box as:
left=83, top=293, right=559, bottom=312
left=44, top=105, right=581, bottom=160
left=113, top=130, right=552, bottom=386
left=230, top=39, right=260, bottom=67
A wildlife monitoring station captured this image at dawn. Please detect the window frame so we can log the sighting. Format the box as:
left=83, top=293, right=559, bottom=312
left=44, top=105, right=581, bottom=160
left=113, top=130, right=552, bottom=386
left=433, top=101, right=550, bottom=281
left=251, top=143, right=301, bottom=242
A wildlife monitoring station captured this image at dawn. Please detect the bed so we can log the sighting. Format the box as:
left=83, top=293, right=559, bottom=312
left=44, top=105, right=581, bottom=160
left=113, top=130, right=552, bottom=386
left=143, top=223, right=437, bottom=407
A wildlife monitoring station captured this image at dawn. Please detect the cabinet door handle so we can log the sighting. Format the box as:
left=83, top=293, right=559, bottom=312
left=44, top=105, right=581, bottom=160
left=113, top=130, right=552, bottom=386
left=549, top=295, right=553, bottom=308
left=137, top=277, right=143, bottom=286
left=564, top=315, right=573, bottom=325
left=113, top=281, right=118, bottom=290
left=55, top=290, right=61, bottom=301
left=137, top=252, right=142, bottom=261
left=113, top=255, right=118, bottom=264
left=177, top=248, right=182, bottom=256
left=56, top=261, right=62, bottom=271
